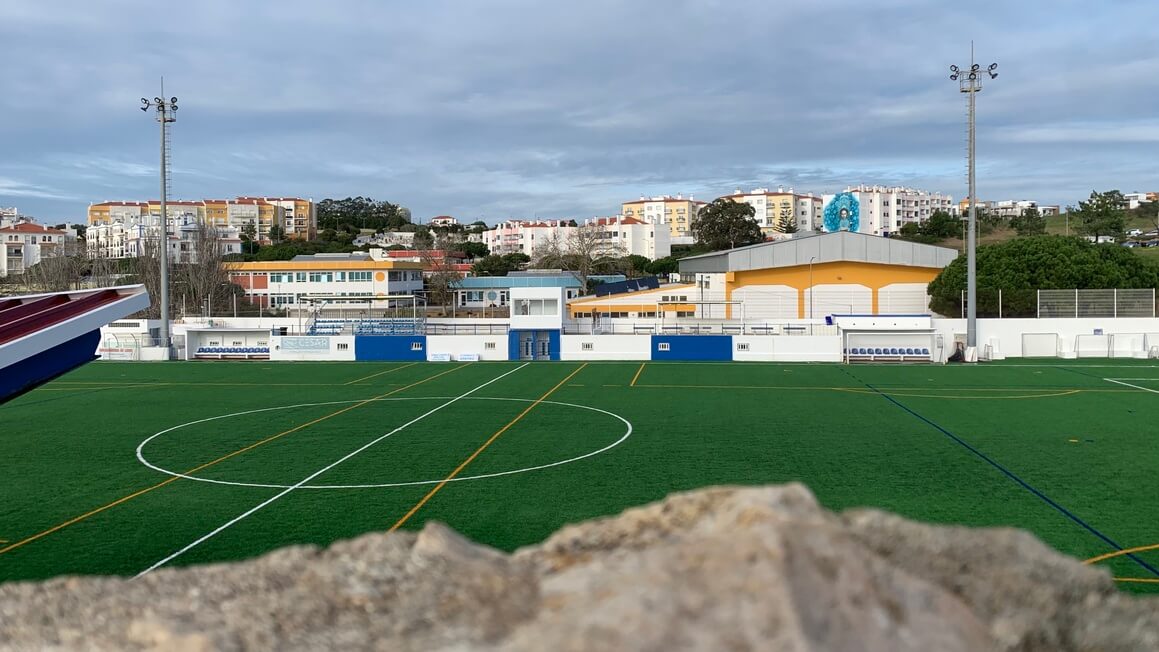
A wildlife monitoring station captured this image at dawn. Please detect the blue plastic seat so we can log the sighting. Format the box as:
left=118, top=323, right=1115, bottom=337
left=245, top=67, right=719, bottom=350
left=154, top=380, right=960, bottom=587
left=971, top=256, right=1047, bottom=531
left=921, top=348, right=930, bottom=355
left=891, top=348, right=900, bottom=355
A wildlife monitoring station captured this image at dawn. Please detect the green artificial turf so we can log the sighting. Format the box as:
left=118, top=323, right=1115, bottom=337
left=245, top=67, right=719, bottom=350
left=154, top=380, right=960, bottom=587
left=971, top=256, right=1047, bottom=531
left=1, top=359, right=1157, bottom=593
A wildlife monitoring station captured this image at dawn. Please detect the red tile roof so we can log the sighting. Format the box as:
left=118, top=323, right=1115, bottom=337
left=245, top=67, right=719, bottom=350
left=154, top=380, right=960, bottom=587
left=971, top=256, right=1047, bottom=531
left=0, top=223, right=65, bottom=234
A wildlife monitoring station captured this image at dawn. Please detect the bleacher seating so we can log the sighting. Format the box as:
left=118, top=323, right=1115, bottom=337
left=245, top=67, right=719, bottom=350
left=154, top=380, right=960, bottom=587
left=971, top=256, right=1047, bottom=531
left=194, top=345, right=271, bottom=359
left=844, top=345, right=932, bottom=362
left=306, top=317, right=426, bottom=336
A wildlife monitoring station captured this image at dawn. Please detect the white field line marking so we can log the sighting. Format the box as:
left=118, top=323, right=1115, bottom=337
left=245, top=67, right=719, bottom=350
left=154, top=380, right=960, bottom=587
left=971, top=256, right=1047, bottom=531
left=1105, top=378, right=1159, bottom=394
left=135, top=363, right=529, bottom=578
left=137, top=396, right=633, bottom=489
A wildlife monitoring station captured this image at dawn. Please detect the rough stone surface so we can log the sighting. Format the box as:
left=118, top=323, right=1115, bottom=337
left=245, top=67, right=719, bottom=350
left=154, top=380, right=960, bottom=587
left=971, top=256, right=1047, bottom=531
left=1, top=483, right=1156, bottom=651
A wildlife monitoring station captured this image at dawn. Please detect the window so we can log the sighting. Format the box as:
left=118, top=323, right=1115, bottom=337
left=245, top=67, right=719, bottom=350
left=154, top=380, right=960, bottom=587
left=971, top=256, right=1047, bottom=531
left=736, top=342, right=750, bottom=351
left=484, top=342, right=496, bottom=350
left=336, top=272, right=346, bottom=281
left=515, top=298, right=558, bottom=316
left=337, top=343, right=349, bottom=351
left=582, top=342, right=594, bottom=351
left=232, top=341, right=243, bottom=346
left=657, top=342, right=671, bottom=351
left=676, top=311, right=695, bottom=318
left=639, top=311, right=657, bottom=318
left=388, top=271, right=403, bottom=282
left=295, top=273, right=307, bottom=282
left=349, top=271, right=372, bottom=282
left=410, top=341, right=423, bottom=351
left=308, top=272, right=332, bottom=283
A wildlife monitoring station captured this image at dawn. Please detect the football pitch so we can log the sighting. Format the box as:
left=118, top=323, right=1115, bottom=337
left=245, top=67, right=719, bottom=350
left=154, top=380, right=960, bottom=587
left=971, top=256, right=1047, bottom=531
left=1, top=359, right=1157, bottom=593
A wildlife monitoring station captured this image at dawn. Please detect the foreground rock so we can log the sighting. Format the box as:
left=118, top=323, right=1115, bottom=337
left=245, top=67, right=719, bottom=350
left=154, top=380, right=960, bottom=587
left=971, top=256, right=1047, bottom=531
left=0, top=484, right=1155, bottom=651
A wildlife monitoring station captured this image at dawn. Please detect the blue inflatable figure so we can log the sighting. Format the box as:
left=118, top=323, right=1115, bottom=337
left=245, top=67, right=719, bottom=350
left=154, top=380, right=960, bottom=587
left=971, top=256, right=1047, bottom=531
left=823, top=192, right=860, bottom=232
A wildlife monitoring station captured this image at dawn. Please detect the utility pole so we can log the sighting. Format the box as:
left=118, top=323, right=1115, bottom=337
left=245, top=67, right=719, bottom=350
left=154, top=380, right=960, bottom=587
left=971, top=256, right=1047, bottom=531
left=950, top=45, right=997, bottom=350
left=141, top=81, right=178, bottom=356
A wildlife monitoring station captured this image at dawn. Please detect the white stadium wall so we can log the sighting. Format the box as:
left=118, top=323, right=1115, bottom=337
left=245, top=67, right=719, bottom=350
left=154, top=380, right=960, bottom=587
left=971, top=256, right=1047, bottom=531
left=269, top=335, right=356, bottom=361
left=932, top=318, right=1159, bottom=359
left=561, top=334, right=651, bottom=360
left=426, top=335, right=509, bottom=361
left=731, top=335, right=843, bottom=362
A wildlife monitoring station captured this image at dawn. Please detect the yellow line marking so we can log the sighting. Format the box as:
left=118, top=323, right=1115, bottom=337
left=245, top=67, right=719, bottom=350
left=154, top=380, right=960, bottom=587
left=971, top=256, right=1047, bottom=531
left=630, top=362, right=646, bottom=387
left=1084, top=542, right=1159, bottom=565
left=49, top=381, right=349, bottom=387
left=0, top=364, right=468, bottom=557
left=1114, top=577, right=1159, bottom=584
left=388, top=363, right=589, bottom=533
left=343, top=362, right=417, bottom=385
left=634, top=383, right=1119, bottom=394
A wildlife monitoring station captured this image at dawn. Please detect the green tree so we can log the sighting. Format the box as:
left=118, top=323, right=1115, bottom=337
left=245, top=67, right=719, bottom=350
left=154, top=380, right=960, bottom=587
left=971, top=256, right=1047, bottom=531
left=316, top=197, right=412, bottom=232
left=1130, top=198, right=1159, bottom=236
left=1074, top=190, right=1126, bottom=241
left=921, top=210, right=961, bottom=239
left=645, top=255, right=680, bottom=276
left=240, top=222, right=259, bottom=255
left=1011, top=206, right=1046, bottom=236
left=458, top=241, right=489, bottom=259
left=927, top=235, right=1159, bottom=317
left=471, top=253, right=528, bottom=276
left=413, top=228, right=435, bottom=250
left=776, top=205, right=798, bottom=234
left=692, top=198, right=763, bottom=251
left=625, top=254, right=651, bottom=276
left=268, top=224, right=284, bottom=243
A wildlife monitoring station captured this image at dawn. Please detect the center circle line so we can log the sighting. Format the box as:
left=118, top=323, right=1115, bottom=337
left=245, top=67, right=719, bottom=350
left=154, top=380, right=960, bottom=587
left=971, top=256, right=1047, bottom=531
left=136, top=396, right=633, bottom=489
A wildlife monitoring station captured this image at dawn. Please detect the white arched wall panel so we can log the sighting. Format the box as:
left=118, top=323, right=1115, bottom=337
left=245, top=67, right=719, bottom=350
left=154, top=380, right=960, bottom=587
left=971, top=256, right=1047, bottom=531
left=878, top=282, right=931, bottom=314
left=730, top=285, right=798, bottom=320
left=804, top=284, right=872, bottom=317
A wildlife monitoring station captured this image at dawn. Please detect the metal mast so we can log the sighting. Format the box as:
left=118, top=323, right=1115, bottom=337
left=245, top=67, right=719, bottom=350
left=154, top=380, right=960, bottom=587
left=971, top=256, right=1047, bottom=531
left=950, top=45, right=997, bottom=350
left=141, top=81, right=178, bottom=355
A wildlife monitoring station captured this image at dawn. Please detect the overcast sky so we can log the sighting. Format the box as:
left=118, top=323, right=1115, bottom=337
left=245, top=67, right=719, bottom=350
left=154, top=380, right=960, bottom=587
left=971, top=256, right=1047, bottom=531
left=2, top=0, right=1157, bottom=224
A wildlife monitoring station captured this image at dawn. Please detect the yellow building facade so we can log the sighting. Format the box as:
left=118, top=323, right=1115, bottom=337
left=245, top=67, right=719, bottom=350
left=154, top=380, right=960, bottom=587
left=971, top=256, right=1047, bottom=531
left=621, top=196, right=706, bottom=239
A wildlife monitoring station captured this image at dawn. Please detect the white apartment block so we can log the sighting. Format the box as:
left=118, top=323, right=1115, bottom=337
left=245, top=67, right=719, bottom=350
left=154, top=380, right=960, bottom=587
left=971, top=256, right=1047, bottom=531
left=483, top=217, right=671, bottom=260
left=583, top=216, right=671, bottom=259
left=1, top=222, right=68, bottom=277
left=86, top=217, right=242, bottom=263
left=987, top=200, right=1060, bottom=218
left=88, top=197, right=316, bottom=244
left=484, top=220, right=575, bottom=257
left=824, top=185, right=955, bottom=236
left=621, top=195, right=706, bottom=238
left=723, top=188, right=824, bottom=238
left=1122, top=192, right=1157, bottom=211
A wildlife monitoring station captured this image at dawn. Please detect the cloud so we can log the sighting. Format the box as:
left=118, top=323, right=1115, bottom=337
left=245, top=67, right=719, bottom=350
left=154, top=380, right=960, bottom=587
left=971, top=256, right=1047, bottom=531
left=1, top=0, right=1157, bottom=222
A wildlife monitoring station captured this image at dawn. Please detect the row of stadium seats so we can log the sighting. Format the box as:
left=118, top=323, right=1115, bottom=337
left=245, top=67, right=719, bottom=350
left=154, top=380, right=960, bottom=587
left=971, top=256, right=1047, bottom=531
left=845, top=347, right=930, bottom=357
left=196, top=346, right=270, bottom=355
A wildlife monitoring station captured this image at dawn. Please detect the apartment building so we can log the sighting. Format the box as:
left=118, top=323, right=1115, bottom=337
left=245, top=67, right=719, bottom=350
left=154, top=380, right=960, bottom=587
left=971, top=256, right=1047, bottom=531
left=484, top=220, right=575, bottom=257
left=621, top=195, right=707, bottom=238
left=225, top=251, right=424, bottom=309
left=87, top=196, right=316, bottom=246
left=482, top=217, right=671, bottom=260
left=721, top=188, right=823, bottom=237
left=1, top=222, right=68, bottom=277
left=824, top=186, right=955, bottom=236
left=86, top=218, right=242, bottom=263
left=958, top=198, right=1060, bottom=217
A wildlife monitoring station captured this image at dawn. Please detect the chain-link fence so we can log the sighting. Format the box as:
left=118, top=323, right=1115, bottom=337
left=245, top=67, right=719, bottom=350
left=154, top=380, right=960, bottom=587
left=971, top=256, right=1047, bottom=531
left=953, top=289, right=1156, bottom=318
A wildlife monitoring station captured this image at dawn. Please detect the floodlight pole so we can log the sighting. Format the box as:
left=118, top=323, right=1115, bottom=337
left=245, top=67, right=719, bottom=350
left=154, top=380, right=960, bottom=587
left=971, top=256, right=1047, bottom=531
left=141, top=81, right=178, bottom=356
left=950, top=46, right=997, bottom=350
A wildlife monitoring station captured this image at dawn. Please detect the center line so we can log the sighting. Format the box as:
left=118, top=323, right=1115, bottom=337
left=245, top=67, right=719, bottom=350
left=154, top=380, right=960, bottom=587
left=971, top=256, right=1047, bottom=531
left=135, top=363, right=530, bottom=578
left=389, top=363, right=588, bottom=532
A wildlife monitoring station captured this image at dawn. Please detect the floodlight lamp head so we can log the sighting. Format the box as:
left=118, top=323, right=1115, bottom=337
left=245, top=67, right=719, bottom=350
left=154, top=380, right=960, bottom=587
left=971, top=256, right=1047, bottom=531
left=154, top=97, right=163, bottom=104
left=950, top=65, right=960, bottom=73
left=140, top=98, right=150, bottom=111
left=170, top=97, right=177, bottom=105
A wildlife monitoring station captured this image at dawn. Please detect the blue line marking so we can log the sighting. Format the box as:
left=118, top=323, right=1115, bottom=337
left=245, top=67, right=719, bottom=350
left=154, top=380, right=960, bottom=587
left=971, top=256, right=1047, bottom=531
left=839, top=367, right=1159, bottom=577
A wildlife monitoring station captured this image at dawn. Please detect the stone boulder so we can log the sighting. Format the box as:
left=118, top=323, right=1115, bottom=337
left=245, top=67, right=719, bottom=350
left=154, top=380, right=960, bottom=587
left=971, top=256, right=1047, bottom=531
left=0, top=483, right=1155, bottom=651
